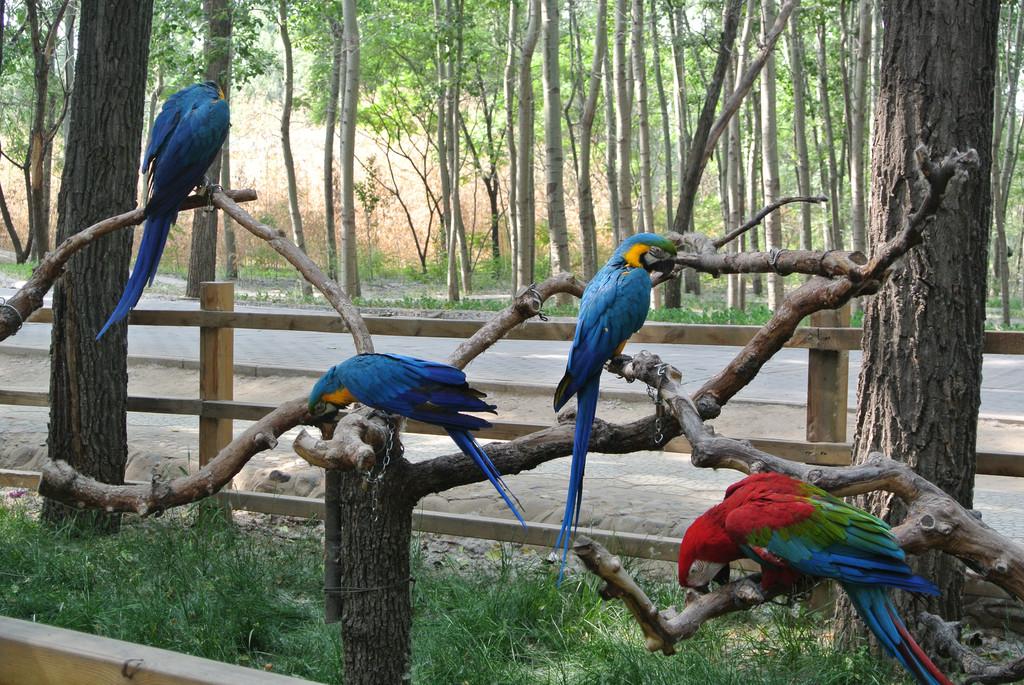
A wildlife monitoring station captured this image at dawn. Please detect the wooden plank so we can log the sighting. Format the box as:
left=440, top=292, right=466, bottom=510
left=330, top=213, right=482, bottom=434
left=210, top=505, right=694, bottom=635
left=24, top=307, right=1024, bottom=353
left=0, top=469, right=40, bottom=489
left=199, top=283, right=234, bottom=468
left=0, top=616, right=314, bottom=685
left=806, top=306, right=851, bottom=443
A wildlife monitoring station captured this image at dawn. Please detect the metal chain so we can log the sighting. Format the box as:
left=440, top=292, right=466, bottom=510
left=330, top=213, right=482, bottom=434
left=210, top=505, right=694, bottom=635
left=363, top=415, right=403, bottom=521
left=646, top=364, right=669, bottom=445
left=526, top=283, right=549, bottom=321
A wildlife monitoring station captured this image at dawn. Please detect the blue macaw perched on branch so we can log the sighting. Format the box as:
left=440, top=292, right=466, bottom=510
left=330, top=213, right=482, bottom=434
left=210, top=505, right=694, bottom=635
left=552, top=233, right=677, bottom=576
left=97, top=81, right=230, bottom=339
left=678, top=472, right=952, bottom=685
left=308, top=353, right=525, bottom=526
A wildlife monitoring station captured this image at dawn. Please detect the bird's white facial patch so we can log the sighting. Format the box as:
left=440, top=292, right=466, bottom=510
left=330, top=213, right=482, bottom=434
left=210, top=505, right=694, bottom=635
left=685, top=560, right=726, bottom=587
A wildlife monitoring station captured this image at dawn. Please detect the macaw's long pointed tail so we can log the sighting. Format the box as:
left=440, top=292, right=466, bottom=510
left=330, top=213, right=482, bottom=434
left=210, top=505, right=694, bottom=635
left=96, top=212, right=175, bottom=339
left=554, top=376, right=600, bottom=584
left=446, top=429, right=526, bottom=528
left=846, top=585, right=953, bottom=685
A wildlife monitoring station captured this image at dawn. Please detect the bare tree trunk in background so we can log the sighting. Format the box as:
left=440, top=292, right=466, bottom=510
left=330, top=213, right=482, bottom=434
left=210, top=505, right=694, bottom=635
left=186, top=0, right=231, bottom=298
left=651, top=0, right=672, bottom=232
left=604, top=45, right=620, bottom=244
left=844, top=0, right=996, bottom=632
left=504, top=0, right=520, bottom=293
left=848, top=0, right=871, bottom=258
left=42, top=0, right=153, bottom=532
left=665, top=5, right=690, bottom=307
left=576, top=0, right=607, bottom=281
left=669, top=0, right=743, bottom=304
left=991, top=5, right=1024, bottom=326
left=446, top=0, right=470, bottom=298
left=759, top=0, right=783, bottom=310
left=25, top=0, right=70, bottom=262
left=142, top=70, right=163, bottom=204
left=541, top=0, right=571, bottom=299
left=726, top=59, right=744, bottom=310
left=278, top=0, right=312, bottom=298
left=815, top=23, right=843, bottom=251
left=322, top=19, right=343, bottom=282
left=221, top=103, right=236, bottom=279
left=434, top=0, right=454, bottom=299
left=613, top=0, right=633, bottom=239
left=339, top=0, right=361, bottom=297
left=786, top=9, right=812, bottom=253
left=746, top=85, right=763, bottom=296
left=515, top=0, right=541, bottom=290
left=631, top=0, right=653, bottom=234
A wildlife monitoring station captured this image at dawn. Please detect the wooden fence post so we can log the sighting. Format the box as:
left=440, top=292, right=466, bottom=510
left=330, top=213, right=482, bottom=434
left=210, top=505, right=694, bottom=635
left=806, top=304, right=851, bottom=443
left=199, top=282, right=234, bottom=467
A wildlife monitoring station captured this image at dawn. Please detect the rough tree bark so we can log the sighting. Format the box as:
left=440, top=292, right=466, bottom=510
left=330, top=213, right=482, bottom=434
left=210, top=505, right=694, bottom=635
left=186, top=0, right=231, bottom=298
left=278, top=0, right=312, bottom=298
left=576, top=0, right=607, bottom=281
left=847, top=0, right=997, bottom=627
left=41, top=0, right=154, bottom=530
left=542, top=0, right=571, bottom=299
left=339, top=0, right=360, bottom=297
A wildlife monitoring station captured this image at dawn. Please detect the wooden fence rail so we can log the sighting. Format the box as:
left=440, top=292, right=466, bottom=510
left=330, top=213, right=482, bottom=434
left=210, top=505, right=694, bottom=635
left=0, top=616, right=316, bottom=685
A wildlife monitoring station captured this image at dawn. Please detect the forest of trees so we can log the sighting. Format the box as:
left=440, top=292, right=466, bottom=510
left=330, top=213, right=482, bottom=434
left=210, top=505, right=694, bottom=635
left=1, top=0, right=1022, bottom=321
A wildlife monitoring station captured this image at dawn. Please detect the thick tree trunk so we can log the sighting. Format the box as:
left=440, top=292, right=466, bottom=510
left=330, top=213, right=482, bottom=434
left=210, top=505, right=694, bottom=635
left=515, top=0, right=541, bottom=289
left=278, top=0, right=312, bottom=297
left=542, top=0, right=571, bottom=293
left=613, top=0, right=633, bottom=239
left=504, top=0, right=520, bottom=293
left=848, top=0, right=996, bottom=628
left=759, top=0, right=783, bottom=310
left=576, top=0, right=607, bottom=281
left=42, top=0, right=153, bottom=531
left=631, top=0, right=653, bottom=234
left=335, top=446, right=415, bottom=685
left=186, top=0, right=231, bottom=298
left=323, top=20, right=343, bottom=282
left=786, top=9, right=812, bottom=252
left=339, top=0, right=361, bottom=297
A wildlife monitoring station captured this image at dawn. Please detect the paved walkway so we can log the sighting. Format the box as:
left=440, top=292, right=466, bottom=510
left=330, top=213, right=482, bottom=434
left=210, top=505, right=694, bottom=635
left=3, top=288, right=1024, bottom=418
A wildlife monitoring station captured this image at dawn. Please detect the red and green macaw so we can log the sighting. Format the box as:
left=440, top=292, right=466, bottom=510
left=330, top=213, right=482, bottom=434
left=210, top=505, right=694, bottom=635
left=678, top=472, right=952, bottom=685
left=98, top=81, right=229, bottom=338
left=308, top=353, right=524, bottom=526
left=553, top=233, right=677, bottom=576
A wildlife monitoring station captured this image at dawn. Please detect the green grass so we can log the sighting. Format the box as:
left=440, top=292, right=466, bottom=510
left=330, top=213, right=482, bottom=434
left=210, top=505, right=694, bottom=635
left=0, top=261, right=36, bottom=280
left=0, top=501, right=909, bottom=684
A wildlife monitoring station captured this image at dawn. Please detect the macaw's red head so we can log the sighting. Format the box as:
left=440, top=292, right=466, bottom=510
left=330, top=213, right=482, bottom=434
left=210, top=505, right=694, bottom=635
left=677, top=505, right=741, bottom=591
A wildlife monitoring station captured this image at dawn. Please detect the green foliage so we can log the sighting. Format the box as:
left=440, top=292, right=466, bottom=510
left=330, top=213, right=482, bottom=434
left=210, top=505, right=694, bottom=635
left=0, top=503, right=907, bottom=684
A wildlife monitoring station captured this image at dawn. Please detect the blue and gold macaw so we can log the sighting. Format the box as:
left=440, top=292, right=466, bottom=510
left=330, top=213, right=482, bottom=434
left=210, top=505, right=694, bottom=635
left=552, top=233, right=677, bottom=575
left=97, top=81, right=230, bottom=339
left=308, top=353, right=525, bottom=526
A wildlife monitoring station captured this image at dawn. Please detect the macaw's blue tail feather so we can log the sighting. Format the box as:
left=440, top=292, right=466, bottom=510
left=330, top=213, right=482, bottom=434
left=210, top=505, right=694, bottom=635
left=845, top=585, right=952, bottom=685
left=447, top=429, right=526, bottom=529
left=554, top=376, right=600, bottom=584
left=96, top=212, right=175, bottom=339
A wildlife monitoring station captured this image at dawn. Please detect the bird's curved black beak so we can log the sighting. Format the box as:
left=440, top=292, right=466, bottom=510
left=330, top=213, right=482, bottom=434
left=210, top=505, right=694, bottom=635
left=642, top=246, right=677, bottom=276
